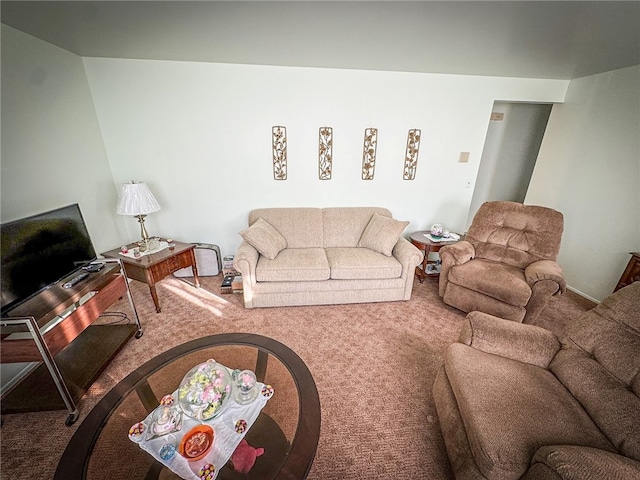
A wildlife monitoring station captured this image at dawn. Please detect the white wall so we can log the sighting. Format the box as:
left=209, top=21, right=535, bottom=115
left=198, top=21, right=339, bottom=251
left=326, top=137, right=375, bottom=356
left=82, top=57, right=567, bottom=257
left=526, top=65, right=640, bottom=301
left=1, top=25, right=126, bottom=252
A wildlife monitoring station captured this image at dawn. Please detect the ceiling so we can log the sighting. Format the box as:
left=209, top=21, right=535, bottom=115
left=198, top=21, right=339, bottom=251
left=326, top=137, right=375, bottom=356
left=2, top=1, right=640, bottom=80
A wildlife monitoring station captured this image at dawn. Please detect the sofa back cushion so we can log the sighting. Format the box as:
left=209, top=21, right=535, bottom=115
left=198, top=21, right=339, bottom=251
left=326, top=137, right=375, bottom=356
left=248, top=208, right=324, bottom=248
left=466, top=201, right=563, bottom=270
left=323, top=207, right=392, bottom=248
left=550, top=282, right=640, bottom=461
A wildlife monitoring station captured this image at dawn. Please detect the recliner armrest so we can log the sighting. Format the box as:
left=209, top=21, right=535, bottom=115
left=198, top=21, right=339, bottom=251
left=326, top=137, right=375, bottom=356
left=438, top=241, right=476, bottom=297
left=439, top=240, right=475, bottom=266
left=525, top=260, right=567, bottom=294
left=458, top=311, right=561, bottom=368
left=523, top=446, right=640, bottom=480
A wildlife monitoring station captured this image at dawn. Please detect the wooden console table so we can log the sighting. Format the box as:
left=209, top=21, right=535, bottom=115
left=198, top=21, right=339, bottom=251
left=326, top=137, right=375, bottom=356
left=101, top=240, right=200, bottom=313
left=614, top=252, right=640, bottom=292
left=0, top=259, right=142, bottom=425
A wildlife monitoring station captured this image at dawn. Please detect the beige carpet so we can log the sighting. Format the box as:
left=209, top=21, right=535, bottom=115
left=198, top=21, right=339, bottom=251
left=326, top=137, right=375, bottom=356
left=0, top=275, right=594, bottom=480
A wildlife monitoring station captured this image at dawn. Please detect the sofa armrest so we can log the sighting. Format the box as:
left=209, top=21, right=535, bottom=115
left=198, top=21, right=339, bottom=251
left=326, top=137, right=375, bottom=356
left=522, top=446, right=640, bottom=480
left=458, top=311, right=561, bottom=368
left=525, top=260, right=566, bottom=294
left=233, top=240, right=259, bottom=285
left=393, top=236, right=424, bottom=275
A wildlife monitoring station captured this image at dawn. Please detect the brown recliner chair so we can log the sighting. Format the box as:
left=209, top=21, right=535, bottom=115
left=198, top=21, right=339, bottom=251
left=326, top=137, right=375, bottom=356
left=439, top=201, right=566, bottom=323
left=433, top=282, right=640, bottom=480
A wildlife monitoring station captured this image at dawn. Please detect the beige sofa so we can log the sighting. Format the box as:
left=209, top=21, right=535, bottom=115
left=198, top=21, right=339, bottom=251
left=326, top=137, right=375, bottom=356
left=233, top=207, right=423, bottom=308
left=433, top=281, right=640, bottom=479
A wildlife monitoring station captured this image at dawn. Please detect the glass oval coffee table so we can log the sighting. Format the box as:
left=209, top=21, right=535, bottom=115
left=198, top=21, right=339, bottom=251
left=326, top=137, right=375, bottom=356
left=54, top=333, right=320, bottom=480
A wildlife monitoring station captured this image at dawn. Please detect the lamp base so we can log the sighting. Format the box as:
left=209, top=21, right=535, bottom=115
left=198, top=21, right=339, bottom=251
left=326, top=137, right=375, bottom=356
left=134, top=214, right=150, bottom=242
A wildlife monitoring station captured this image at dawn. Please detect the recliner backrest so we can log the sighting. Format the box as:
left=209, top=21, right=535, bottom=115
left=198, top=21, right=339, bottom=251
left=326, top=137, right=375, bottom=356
left=466, top=201, right=564, bottom=269
left=550, top=282, right=640, bottom=461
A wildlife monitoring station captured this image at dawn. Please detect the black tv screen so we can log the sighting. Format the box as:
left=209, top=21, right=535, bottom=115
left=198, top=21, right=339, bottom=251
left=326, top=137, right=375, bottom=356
left=1, top=204, right=97, bottom=315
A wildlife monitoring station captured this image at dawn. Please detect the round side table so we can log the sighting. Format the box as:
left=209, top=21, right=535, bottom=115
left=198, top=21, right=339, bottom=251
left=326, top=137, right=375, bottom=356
left=409, top=231, right=459, bottom=283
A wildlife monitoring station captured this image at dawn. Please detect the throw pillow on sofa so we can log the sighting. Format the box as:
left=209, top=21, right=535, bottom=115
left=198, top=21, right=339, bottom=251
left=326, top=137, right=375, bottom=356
left=358, top=213, right=409, bottom=256
left=239, top=217, right=288, bottom=260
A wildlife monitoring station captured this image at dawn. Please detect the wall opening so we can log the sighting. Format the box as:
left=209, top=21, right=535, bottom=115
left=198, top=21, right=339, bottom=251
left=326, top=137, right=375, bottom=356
left=467, top=102, right=553, bottom=227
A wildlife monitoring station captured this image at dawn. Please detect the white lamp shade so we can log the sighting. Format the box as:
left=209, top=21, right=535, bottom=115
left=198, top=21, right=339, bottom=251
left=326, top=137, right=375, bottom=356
left=116, top=182, right=161, bottom=216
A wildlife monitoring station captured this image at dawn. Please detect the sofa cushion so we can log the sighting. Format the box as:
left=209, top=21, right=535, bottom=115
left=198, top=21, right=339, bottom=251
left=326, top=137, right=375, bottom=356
left=255, top=248, right=330, bottom=282
left=248, top=208, right=323, bottom=248
left=325, top=247, right=402, bottom=280
left=357, top=213, right=409, bottom=256
left=448, top=258, right=531, bottom=306
left=323, top=207, right=392, bottom=248
left=239, top=217, right=288, bottom=260
left=445, top=343, right=614, bottom=479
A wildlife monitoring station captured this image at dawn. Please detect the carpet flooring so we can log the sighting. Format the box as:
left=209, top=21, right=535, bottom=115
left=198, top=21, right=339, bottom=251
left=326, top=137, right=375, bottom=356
left=0, top=275, right=595, bottom=480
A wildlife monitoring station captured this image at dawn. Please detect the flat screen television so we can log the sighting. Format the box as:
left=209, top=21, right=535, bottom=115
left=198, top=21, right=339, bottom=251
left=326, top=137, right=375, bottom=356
left=1, top=204, right=97, bottom=316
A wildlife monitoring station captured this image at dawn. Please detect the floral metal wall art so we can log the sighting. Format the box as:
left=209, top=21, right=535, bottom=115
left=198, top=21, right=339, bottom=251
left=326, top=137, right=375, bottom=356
left=361, top=127, right=378, bottom=180
left=403, top=129, right=421, bottom=180
left=272, top=126, right=287, bottom=180
left=318, top=127, right=333, bottom=180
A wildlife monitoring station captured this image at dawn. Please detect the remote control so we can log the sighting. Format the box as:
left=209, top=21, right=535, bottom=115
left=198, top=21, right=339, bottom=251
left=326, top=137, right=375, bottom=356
left=83, top=263, right=104, bottom=273
left=63, top=272, right=89, bottom=289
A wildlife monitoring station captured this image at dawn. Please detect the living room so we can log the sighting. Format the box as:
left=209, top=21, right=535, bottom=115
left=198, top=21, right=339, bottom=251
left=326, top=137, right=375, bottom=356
left=1, top=2, right=639, bottom=479
left=2, top=1, right=638, bottom=305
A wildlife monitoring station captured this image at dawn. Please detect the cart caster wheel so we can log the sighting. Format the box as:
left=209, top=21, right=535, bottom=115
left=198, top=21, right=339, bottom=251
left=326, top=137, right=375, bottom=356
left=65, top=412, right=79, bottom=426
left=135, top=330, right=144, bottom=339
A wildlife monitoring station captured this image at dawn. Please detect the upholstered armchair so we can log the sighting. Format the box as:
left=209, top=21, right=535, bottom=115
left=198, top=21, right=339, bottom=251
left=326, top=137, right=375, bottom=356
left=439, top=201, right=566, bottom=323
left=433, top=282, right=640, bottom=480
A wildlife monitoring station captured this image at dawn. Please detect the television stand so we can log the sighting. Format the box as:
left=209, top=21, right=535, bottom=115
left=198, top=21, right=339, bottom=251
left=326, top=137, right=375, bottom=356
left=0, top=259, right=142, bottom=426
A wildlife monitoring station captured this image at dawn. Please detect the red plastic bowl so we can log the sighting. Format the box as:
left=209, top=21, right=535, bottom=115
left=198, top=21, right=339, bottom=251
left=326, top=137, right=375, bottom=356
left=179, top=424, right=214, bottom=462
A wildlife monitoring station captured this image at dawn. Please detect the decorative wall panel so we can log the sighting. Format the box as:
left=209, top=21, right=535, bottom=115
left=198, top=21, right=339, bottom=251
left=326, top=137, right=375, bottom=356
left=272, top=126, right=287, bottom=180
left=403, top=129, right=421, bottom=180
left=361, top=128, right=378, bottom=180
left=318, top=127, right=333, bottom=180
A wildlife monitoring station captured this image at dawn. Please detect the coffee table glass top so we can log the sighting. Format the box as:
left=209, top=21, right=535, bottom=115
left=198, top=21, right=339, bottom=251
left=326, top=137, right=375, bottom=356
left=55, top=334, right=320, bottom=480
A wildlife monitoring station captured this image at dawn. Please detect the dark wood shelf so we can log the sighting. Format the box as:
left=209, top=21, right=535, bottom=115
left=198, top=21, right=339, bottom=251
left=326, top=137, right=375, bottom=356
left=615, top=252, right=640, bottom=292
left=1, top=324, right=137, bottom=413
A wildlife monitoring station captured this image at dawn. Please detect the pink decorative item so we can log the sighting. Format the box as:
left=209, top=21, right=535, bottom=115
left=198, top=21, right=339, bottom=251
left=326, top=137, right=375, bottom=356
left=231, top=439, right=264, bottom=473
left=430, top=224, right=444, bottom=238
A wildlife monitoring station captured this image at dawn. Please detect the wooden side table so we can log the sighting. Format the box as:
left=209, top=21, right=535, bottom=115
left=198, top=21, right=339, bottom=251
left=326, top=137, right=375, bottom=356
left=409, top=231, right=459, bottom=283
left=102, top=240, right=200, bottom=313
left=614, top=252, right=640, bottom=292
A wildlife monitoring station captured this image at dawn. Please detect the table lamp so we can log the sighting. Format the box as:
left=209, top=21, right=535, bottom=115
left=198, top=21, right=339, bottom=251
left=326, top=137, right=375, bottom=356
left=116, top=181, right=161, bottom=241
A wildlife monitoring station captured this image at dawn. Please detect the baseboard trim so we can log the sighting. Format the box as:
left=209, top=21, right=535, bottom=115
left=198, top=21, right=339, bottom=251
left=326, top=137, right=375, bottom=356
left=566, top=285, right=600, bottom=304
